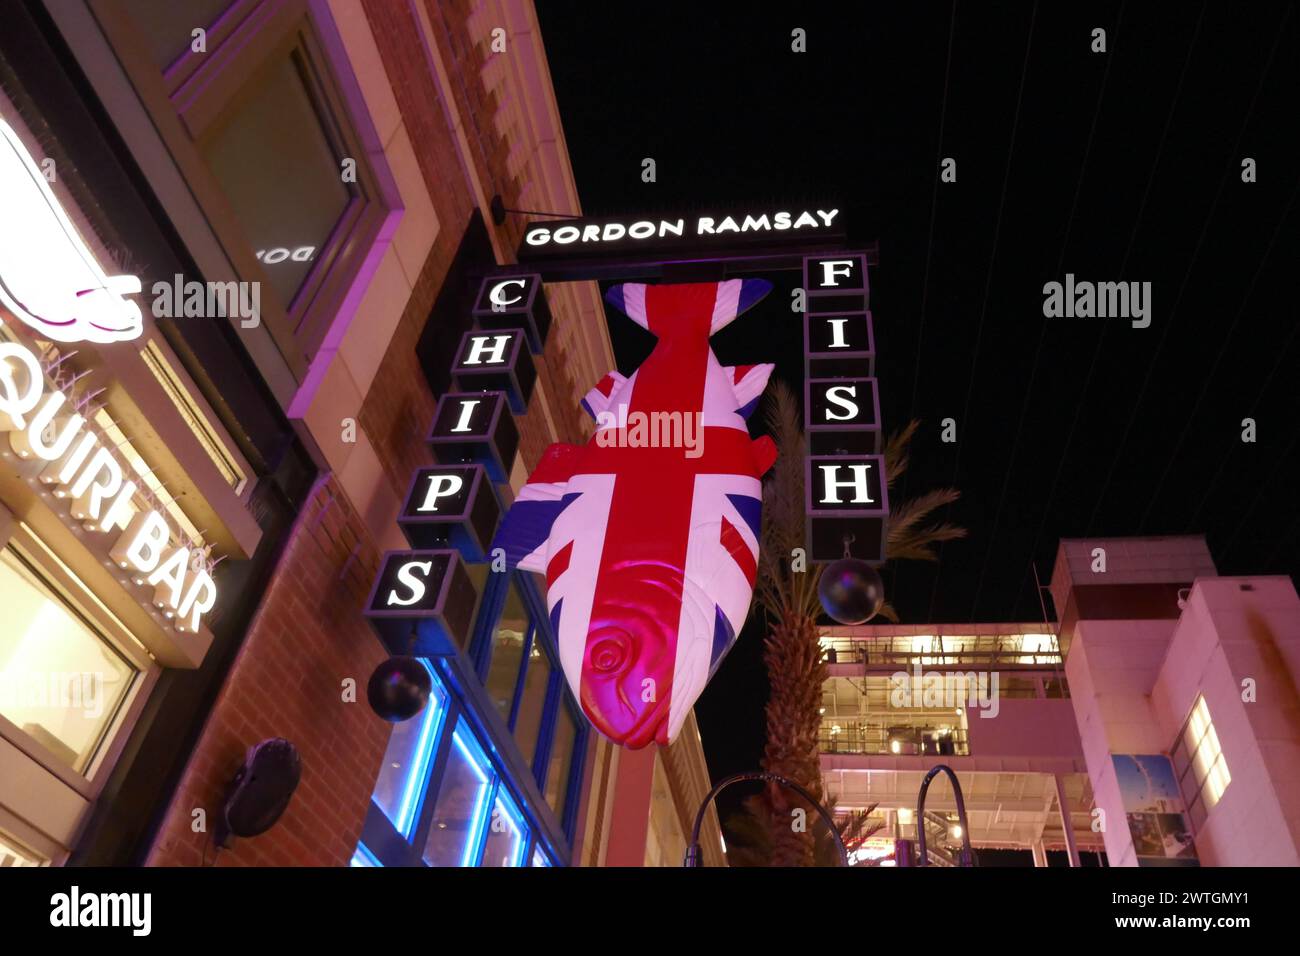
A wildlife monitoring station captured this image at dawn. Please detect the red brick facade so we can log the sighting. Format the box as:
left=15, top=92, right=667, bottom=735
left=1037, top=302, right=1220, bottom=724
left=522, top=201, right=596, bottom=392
left=358, top=0, right=585, bottom=487
left=147, top=0, right=591, bottom=866
left=147, top=477, right=387, bottom=866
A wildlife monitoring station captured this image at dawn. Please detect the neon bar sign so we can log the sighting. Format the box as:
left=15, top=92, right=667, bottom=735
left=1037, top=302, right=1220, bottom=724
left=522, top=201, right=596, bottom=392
left=0, top=341, right=217, bottom=632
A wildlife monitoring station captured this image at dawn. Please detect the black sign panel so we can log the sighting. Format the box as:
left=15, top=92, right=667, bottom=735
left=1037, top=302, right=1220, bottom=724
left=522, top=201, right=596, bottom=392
left=398, top=465, right=500, bottom=561
left=364, top=550, right=480, bottom=656
left=472, top=275, right=551, bottom=353
left=427, top=391, right=518, bottom=483
left=806, top=377, right=882, bottom=456
left=805, top=454, right=889, bottom=564
left=804, top=310, right=875, bottom=378
left=450, top=328, right=536, bottom=414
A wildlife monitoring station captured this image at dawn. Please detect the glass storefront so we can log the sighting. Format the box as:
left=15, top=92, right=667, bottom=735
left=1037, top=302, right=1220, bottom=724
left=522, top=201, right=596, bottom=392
left=371, top=665, right=447, bottom=838
left=357, top=571, right=586, bottom=867
left=422, top=723, right=492, bottom=867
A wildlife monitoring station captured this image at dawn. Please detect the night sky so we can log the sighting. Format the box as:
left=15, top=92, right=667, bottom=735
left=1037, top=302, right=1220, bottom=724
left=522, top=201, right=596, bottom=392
left=536, top=3, right=1300, bottom=791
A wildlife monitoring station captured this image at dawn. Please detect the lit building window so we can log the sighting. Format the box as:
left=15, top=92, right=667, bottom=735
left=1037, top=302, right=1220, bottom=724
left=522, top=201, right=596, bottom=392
left=0, top=830, right=45, bottom=867
left=1173, top=695, right=1231, bottom=830
left=0, top=546, right=138, bottom=774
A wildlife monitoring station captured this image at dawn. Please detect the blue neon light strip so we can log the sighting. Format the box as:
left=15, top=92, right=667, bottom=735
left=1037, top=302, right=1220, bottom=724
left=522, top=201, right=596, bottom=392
left=454, top=726, right=493, bottom=867
left=393, top=662, right=446, bottom=837
left=489, top=787, right=528, bottom=867
left=350, top=844, right=381, bottom=867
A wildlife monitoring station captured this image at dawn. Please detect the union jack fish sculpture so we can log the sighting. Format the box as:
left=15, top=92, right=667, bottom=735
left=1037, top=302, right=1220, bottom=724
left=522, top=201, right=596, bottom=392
left=493, top=280, right=777, bottom=748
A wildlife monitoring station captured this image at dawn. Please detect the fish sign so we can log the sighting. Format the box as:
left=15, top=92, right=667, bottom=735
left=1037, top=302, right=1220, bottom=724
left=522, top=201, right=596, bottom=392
left=493, top=280, right=777, bottom=748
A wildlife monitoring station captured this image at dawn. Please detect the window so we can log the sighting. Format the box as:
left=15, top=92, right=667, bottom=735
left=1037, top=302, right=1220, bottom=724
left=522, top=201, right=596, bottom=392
left=484, top=583, right=529, bottom=723
left=358, top=576, right=585, bottom=866
left=545, top=704, right=578, bottom=820
left=422, top=721, right=492, bottom=867
left=480, top=788, right=527, bottom=868
left=370, top=663, right=445, bottom=838
left=0, top=830, right=45, bottom=867
left=101, top=0, right=394, bottom=368
left=0, top=546, right=139, bottom=774
left=1174, top=695, right=1231, bottom=830
left=513, top=639, right=552, bottom=765
left=202, top=53, right=353, bottom=311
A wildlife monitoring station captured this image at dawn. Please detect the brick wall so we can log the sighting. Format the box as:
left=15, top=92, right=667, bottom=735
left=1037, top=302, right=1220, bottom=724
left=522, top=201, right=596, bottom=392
left=147, top=0, right=594, bottom=866
left=147, top=477, right=389, bottom=866
left=357, top=0, right=587, bottom=484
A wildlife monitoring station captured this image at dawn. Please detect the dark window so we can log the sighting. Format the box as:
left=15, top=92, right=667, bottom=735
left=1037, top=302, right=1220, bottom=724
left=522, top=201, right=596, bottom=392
left=202, top=54, right=353, bottom=310
left=483, top=582, right=529, bottom=722
left=513, top=638, right=552, bottom=765
left=545, top=704, right=578, bottom=819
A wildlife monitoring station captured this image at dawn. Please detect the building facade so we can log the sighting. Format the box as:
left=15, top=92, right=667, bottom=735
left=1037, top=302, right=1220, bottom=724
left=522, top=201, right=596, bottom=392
left=1050, top=535, right=1300, bottom=867
left=0, top=0, right=736, bottom=869
left=0, top=0, right=316, bottom=867
left=818, top=621, right=1099, bottom=865
left=815, top=534, right=1300, bottom=867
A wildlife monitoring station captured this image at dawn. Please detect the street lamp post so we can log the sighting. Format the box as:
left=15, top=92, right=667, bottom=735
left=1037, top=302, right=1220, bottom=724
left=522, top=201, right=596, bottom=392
left=915, top=763, right=977, bottom=867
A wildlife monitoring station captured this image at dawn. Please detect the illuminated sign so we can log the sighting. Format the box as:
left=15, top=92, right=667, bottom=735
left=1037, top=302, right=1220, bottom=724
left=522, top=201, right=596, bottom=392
left=518, top=208, right=843, bottom=259
left=398, top=465, right=500, bottom=562
left=802, top=252, right=888, bottom=565
left=449, top=328, right=535, bottom=413
left=364, top=550, right=478, bottom=656
left=805, top=376, right=881, bottom=456
left=0, top=120, right=142, bottom=344
left=471, top=275, right=551, bottom=353
left=804, top=310, right=875, bottom=378
left=427, top=390, right=518, bottom=483
left=806, top=454, right=889, bottom=565
left=0, top=341, right=217, bottom=632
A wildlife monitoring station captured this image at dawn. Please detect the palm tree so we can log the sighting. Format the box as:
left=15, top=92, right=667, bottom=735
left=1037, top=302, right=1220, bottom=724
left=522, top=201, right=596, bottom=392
left=725, top=792, right=885, bottom=867
left=730, top=380, right=965, bottom=866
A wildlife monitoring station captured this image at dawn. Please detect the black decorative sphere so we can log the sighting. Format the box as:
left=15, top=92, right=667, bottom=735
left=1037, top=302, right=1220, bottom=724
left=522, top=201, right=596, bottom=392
left=367, top=656, right=432, bottom=722
left=818, top=558, right=885, bottom=625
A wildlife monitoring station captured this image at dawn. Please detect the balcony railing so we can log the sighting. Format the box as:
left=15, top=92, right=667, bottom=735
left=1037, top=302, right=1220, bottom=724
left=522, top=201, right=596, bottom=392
left=818, top=726, right=970, bottom=757
left=820, top=635, right=1063, bottom=671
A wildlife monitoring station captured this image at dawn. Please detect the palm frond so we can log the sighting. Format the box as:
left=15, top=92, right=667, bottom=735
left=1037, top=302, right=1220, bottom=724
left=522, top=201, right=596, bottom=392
left=757, top=379, right=821, bottom=621
left=886, top=487, right=967, bottom=562
left=883, top=418, right=920, bottom=487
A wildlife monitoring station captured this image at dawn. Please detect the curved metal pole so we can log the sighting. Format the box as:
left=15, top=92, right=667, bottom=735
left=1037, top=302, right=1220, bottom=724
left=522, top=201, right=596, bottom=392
left=683, top=770, right=848, bottom=867
left=915, top=763, right=977, bottom=867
